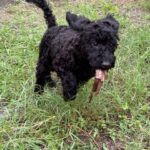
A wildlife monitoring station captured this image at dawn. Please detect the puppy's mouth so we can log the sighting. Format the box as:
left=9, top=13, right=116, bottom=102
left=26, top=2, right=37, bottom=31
left=95, top=69, right=107, bottom=81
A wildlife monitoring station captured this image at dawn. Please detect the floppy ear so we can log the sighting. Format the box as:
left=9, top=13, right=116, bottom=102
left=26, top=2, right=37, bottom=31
left=66, top=12, right=91, bottom=31
left=101, top=14, right=119, bottom=31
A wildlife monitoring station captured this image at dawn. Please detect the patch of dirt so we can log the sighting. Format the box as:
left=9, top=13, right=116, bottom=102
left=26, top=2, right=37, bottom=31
left=113, top=0, right=134, bottom=5
left=0, top=0, right=16, bottom=23
left=79, top=132, right=124, bottom=150
left=112, top=0, right=150, bottom=25
left=0, top=0, right=15, bottom=8
left=147, top=96, right=150, bottom=105
left=0, top=110, right=6, bottom=118
left=64, top=127, right=124, bottom=150
left=0, top=9, right=14, bottom=23
left=129, top=8, right=149, bottom=25
left=0, top=100, right=8, bottom=119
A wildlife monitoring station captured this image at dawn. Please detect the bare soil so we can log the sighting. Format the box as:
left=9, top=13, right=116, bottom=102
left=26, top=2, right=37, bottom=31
left=0, top=0, right=15, bottom=8
left=113, top=0, right=150, bottom=25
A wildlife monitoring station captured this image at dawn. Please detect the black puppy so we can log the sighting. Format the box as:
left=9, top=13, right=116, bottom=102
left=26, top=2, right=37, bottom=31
left=26, top=0, right=119, bottom=101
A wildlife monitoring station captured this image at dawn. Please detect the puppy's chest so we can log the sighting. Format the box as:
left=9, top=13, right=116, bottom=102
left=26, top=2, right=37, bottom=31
left=74, top=61, right=95, bottom=81
left=74, top=58, right=93, bottom=73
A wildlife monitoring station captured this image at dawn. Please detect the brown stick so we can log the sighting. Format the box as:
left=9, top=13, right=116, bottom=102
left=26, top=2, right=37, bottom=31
left=89, top=78, right=103, bottom=103
left=95, top=79, right=103, bottom=95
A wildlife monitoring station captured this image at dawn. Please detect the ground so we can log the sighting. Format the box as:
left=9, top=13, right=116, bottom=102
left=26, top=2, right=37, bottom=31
left=0, top=0, right=150, bottom=149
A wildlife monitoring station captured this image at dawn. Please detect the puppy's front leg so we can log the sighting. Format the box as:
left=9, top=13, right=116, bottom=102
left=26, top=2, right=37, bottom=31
left=59, top=71, right=77, bottom=101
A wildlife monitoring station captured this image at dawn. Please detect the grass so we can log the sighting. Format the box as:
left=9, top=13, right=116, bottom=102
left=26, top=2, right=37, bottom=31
left=0, top=0, right=150, bottom=149
left=139, top=0, right=150, bottom=11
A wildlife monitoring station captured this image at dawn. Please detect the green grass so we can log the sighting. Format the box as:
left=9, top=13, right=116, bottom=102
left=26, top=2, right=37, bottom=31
left=139, top=0, right=150, bottom=11
left=0, top=1, right=150, bottom=149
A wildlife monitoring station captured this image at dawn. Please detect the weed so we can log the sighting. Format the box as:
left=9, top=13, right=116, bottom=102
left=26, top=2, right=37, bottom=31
left=0, top=1, right=150, bottom=149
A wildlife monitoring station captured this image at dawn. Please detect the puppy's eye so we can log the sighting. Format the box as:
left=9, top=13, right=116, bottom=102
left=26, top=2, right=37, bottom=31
left=92, top=40, right=98, bottom=46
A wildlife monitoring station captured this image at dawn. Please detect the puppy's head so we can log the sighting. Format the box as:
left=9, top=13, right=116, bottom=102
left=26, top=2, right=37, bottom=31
left=66, top=12, right=119, bottom=71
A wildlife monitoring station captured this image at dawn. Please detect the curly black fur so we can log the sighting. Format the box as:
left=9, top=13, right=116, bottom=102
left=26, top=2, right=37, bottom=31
left=26, top=0, right=120, bottom=101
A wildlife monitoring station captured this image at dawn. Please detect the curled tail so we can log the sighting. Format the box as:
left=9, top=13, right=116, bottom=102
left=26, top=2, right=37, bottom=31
left=26, top=0, right=56, bottom=28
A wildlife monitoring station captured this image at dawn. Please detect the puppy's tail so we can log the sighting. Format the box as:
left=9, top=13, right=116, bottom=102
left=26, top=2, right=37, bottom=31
left=26, top=0, right=56, bottom=28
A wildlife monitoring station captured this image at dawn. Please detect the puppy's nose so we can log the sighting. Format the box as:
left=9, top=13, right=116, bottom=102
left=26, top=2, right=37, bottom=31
left=101, top=61, right=111, bottom=69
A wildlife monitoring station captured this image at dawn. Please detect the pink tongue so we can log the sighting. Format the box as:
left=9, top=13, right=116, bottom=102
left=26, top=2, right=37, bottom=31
left=95, top=70, right=107, bottom=81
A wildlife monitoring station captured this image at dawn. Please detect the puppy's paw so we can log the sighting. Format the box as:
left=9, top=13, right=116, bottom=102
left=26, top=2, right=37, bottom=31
left=47, top=80, right=56, bottom=88
left=63, top=91, right=76, bottom=102
left=34, top=85, right=44, bottom=94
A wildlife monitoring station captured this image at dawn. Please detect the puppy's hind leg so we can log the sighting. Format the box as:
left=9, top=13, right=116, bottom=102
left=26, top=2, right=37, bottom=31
left=34, top=55, right=56, bottom=94
left=35, top=39, right=56, bottom=93
left=34, top=57, right=48, bottom=94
